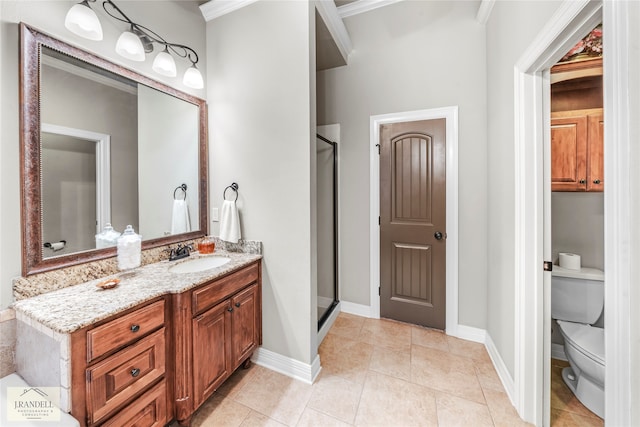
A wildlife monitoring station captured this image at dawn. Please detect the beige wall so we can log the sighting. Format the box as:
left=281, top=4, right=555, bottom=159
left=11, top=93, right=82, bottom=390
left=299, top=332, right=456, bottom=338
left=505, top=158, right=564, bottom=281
left=206, top=1, right=317, bottom=364
left=0, top=0, right=206, bottom=309
left=485, top=0, right=563, bottom=377
left=317, top=0, right=488, bottom=329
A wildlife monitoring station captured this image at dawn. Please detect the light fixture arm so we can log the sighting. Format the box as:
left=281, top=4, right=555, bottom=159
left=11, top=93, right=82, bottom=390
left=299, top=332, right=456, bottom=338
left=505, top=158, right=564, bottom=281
left=102, top=0, right=199, bottom=65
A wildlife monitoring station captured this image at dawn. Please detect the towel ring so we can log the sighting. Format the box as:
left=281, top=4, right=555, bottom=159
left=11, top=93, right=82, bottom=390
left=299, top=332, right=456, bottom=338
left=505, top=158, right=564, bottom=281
left=223, top=183, right=239, bottom=202
left=173, top=184, right=187, bottom=200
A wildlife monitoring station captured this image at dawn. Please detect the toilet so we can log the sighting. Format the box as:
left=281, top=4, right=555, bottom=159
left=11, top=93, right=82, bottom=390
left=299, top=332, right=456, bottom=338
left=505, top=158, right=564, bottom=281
left=551, top=265, right=605, bottom=419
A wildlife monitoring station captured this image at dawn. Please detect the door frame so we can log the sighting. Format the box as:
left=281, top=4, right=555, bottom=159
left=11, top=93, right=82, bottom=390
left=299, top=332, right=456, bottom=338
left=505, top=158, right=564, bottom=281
left=514, top=0, right=634, bottom=425
left=41, top=123, right=111, bottom=233
left=369, top=106, right=459, bottom=334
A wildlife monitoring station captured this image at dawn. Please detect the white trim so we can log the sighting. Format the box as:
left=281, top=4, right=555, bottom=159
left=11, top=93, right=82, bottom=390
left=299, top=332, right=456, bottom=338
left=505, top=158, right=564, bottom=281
left=251, top=347, right=321, bottom=384
left=551, top=343, right=567, bottom=362
left=475, top=0, right=495, bottom=25
left=199, top=0, right=259, bottom=22
left=369, top=106, right=459, bottom=334
left=449, top=324, right=485, bottom=344
left=41, top=123, right=111, bottom=233
left=340, top=300, right=373, bottom=318
left=603, top=2, right=633, bottom=424
left=486, top=333, right=516, bottom=405
left=512, top=1, right=602, bottom=424
left=337, top=0, right=404, bottom=19
left=315, top=1, right=353, bottom=65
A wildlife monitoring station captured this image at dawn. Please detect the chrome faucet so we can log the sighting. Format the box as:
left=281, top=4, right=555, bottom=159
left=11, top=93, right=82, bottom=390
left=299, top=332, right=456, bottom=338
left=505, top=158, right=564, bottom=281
left=169, top=244, right=193, bottom=261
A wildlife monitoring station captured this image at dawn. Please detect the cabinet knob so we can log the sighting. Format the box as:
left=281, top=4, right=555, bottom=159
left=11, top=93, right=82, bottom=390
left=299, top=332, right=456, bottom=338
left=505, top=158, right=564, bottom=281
left=593, top=179, right=601, bottom=184
left=579, top=179, right=586, bottom=184
left=235, top=302, right=241, bottom=308
left=130, top=324, right=140, bottom=333
left=227, top=307, right=234, bottom=312
left=131, top=368, right=140, bottom=377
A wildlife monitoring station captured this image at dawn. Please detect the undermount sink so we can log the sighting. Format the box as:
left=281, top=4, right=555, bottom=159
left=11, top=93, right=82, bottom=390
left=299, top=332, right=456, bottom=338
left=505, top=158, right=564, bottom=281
left=168, top=256, right=231, bottom=273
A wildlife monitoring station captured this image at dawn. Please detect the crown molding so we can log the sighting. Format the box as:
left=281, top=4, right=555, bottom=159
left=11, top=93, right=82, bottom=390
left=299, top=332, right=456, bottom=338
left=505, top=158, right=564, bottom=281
left=199, top=0, right=259, bottom=22
left=337, top=0, right=404, bottom=19
left=475, top=0, right=495, bottom=25
left=316, top=0, right=353, bottom=63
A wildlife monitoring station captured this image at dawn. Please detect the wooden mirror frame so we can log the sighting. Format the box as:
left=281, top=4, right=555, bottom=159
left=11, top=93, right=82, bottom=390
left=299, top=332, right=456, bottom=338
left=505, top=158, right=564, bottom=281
left=19, top=23, right=208, bottom=276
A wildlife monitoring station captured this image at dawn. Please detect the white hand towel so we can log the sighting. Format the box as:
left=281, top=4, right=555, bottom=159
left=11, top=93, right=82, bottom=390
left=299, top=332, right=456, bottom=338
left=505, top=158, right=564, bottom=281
left=171, top=199, right=191, bottom=234
left=219, top=200, right=241, bottom=243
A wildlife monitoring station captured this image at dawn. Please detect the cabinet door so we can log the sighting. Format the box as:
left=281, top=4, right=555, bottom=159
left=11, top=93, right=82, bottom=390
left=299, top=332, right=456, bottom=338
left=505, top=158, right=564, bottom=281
left=231, top=284, right=259, bottom=368
left=551, top=115, right=588, bottom=191
left=587, top=113, right=604, bottom=191
left=192, top=301, right=232, bottom=408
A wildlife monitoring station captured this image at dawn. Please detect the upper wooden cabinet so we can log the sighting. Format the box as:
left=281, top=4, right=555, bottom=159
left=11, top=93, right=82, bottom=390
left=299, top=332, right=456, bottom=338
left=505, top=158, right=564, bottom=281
left=551, top=57, right=603, bottom=192
left=551, top=108, right=603, bottom=192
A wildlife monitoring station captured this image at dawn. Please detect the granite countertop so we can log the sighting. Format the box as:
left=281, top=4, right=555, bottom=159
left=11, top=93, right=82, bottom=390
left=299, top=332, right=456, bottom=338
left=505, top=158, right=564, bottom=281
left=11, top=251, right=262, bottom=334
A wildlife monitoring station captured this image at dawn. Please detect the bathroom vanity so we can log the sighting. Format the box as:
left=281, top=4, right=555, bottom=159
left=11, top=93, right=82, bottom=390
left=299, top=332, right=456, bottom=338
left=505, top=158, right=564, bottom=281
left=12, top=253, right=262, bottom=427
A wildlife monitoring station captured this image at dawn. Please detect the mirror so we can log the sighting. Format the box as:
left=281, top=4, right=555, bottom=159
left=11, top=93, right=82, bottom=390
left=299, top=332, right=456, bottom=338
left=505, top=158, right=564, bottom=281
left=20, top=23, right=208, bottom=276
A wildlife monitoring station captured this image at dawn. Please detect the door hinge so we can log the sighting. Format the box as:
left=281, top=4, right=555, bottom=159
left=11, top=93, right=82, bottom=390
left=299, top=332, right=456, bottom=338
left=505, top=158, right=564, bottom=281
left=378, top=216, right=381, bottom=226
left=375, top=143, right=380, bottom=154
left=543, top=261, right=553, bottom=272
left=378, top=286, right=381, bottom=296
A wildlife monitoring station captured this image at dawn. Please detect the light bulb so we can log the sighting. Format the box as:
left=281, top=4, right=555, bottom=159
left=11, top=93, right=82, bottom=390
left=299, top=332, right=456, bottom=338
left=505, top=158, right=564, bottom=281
left=115, top=29, right=145, bottom=62
left=152, top=48, right=177, bottom=77
left=183, top=65, right=204, bottom=89
left=64, top=0, right=103, bottom=41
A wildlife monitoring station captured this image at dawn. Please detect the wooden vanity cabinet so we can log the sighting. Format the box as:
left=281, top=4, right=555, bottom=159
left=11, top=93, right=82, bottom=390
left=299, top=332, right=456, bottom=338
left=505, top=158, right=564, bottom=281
left=551, top=108, right=603, bottom=192
left=173, top=261, right=262, bottom=426
left=70, top=297, right=171, bottom=427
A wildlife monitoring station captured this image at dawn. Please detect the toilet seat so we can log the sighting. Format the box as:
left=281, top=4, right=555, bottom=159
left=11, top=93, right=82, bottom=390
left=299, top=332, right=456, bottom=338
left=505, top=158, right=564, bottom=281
left=557, top=320, right=604, bottom=365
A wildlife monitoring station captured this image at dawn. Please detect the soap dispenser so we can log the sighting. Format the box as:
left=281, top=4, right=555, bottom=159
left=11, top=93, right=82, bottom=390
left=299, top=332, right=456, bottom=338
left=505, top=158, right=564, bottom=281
left=95, top=223, right=121, bottom=249
left=117, top=225, right=141, bottom=270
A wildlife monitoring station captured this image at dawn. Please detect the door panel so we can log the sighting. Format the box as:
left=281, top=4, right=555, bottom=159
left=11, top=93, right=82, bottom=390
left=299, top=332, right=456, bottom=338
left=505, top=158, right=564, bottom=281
left=550, top=115, right=587, bottom=190
left=587, top=113, right=604, bottom=191
left=380, top=119, right=446, bottom=329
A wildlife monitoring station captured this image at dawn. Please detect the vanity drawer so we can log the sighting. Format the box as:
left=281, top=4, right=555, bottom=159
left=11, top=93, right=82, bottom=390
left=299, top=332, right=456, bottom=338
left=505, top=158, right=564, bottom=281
left=87, top=300, right=165, bottom=362
left=192, top=263, right=259, bottom=315
left=101, top=380, right=167, bottom=427
left=86, top=328, right=166, bottom=425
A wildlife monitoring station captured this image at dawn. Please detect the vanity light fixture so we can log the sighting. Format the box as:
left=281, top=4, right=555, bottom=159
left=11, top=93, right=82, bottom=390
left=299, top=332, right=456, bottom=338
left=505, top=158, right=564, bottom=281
left=64, top=0, right=103, bottom=41
left=64, top=0, right=203, bottom=89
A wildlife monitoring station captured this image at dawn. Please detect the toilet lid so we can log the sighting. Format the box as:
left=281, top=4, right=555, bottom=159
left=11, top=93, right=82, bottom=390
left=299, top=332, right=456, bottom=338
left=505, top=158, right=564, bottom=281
left=557, top=320, right=604, bottom=365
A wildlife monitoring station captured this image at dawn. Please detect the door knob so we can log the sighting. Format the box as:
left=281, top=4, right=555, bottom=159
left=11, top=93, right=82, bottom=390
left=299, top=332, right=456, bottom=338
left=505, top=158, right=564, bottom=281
left=434, top=231, right=444, bottom=241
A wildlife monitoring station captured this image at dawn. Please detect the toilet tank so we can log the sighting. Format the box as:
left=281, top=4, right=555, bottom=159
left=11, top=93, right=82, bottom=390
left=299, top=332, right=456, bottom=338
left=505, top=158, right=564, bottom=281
left=551, top=266, right=604, bottom=324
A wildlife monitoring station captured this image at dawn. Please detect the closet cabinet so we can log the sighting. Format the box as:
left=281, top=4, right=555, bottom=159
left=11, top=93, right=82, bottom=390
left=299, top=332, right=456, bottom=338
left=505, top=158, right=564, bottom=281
left=174, top=261, right=262, bottom=426
left=551, top=108, right=603, bottom=192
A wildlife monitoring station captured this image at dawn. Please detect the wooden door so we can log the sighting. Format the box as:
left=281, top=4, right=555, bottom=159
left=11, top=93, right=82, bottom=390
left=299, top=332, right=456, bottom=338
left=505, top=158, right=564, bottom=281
left=379, top=119, right=446, bottom=329
left=230, top=284, right=259, bottom=368
left=192, top=300, right=231, bottom=408
left=587, top=113, right=604, bottom=191
left=551, top=115, right=588, bottom=191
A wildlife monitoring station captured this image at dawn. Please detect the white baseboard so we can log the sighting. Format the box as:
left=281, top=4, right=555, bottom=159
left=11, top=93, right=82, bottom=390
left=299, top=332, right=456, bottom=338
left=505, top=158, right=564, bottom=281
left=340, top=301, right=374, bottom=318
left=551, top=343, right=568, bottom=361
left=251, top=347, right=321, bottom=385
left=485, top=333, right=516, bottom=405
left=447, top=324, right=487, bottom=344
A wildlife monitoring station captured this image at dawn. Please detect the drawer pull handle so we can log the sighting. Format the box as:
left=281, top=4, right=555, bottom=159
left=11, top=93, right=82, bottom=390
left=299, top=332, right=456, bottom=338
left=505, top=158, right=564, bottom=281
left=130, top=324, right=140, bottom=333
left=235, top=302, right=241, bottom=308
left=131, top=368, right=141, bottom=377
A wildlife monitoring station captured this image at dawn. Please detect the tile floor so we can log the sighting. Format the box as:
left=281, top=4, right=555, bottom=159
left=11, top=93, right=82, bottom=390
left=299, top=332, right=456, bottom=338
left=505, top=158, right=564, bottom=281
left=550, top=358, right=603, bottom=426
left=189, top=312, right=532, bottom=426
